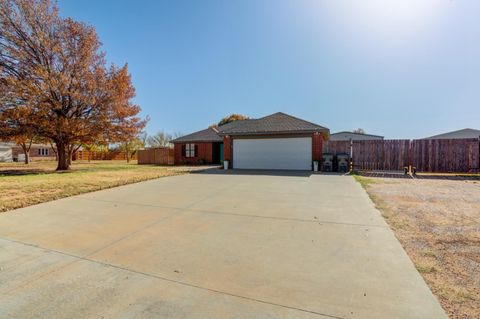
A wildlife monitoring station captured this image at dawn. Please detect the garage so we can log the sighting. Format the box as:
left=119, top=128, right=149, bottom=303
left=233, top=137, right=312, bottom=170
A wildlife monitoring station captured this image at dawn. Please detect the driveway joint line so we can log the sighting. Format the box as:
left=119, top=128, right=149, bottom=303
left=74, top=197, right=387, bottom=229
left=186, top=208, right=388, bottom=228
left=76, top=182, right=239, bottom=262
left=0, top=236, right=343, bottom=319
left=82, top=210, right=182, bottom=258
left=0, top=190, right=222, bottom=295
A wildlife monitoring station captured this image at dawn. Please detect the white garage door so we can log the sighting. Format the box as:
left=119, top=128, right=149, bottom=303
left=233, top=137, right=312, bottom=170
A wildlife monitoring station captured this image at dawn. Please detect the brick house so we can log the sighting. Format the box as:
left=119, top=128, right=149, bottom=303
left=171, top=112, right=329, bottom=170
left=11, top=144, right=57, bottom=162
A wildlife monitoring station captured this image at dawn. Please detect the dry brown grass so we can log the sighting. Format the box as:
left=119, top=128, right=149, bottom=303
left=0, top=160, right=199, bottom=212
left=355, top=175, right=480, bottom=319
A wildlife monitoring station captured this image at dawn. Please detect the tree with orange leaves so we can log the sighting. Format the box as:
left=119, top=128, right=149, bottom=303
left=217, top=114, right=249, bottom=127
left=0, top=105, right=37, bottom=164
left=0, top=0, right=146, bottom=170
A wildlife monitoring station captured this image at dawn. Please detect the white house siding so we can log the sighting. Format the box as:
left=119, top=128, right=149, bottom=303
left=0, top=145, right=13, bottom=162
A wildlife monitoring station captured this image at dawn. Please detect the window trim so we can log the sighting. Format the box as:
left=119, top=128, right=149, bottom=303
left=185, top=143, right=196, bottom=158
left=37, top=148, right=49, bottom=156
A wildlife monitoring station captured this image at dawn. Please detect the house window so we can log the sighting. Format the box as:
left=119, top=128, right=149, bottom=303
left=184, top=143, right=196, bottom=158
left=38, top=148, right=49, bottom=156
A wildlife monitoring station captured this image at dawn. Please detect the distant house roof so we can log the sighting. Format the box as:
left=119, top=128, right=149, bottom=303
left=217, top=112, right=329, bottom=136
left=0, top=142, right=15, bottom=148
left=171, top=127, right=223, bottom=143
left=427, top=128, right=480, bottom=139
left=330, top=131, right=384, bottom=141
left=10, top=143, right=55, bottom=149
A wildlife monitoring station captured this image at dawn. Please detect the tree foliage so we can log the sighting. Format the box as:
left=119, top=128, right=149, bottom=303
left=217, top=114, right=249, bottom=127
left=118, top=138, right=144, bottom=163
left=0, top=0, right=146, bottom=170
left=146, top=131, right=182, bottom=148
left=146, top=131, right=172, bottom=147
left=353, top=128, right=366, bottom=134
left=13, top=131, right=44, bottom=164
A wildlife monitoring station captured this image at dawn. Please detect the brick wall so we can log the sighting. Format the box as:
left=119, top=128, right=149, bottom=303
left=223, top=136, right=232, bottom=168
left=174, top=142, right=213, bottom=165
left=312, top=132, right=323, bottom=162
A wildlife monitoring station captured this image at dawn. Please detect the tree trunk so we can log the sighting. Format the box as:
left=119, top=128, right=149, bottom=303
left=20, top=143, right=29, bottom=164
left=56, top=142, right=70, bottom=171
left=67, top=148, right=73, bottom=165
left=71, top=144, right=82, bottom=163
left=49, top=141, right=58, bottom=160
left=125, top=145, right=130, bottom=163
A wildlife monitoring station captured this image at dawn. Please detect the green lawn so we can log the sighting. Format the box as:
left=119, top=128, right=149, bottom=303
left=0, top=161, right=191, bottom=212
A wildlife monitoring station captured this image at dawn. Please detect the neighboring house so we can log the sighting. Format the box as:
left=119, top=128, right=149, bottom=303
left=172, top=112, right=329, bottom=170
left=11, top=143, right=57, bottom=162
left=330, top=131, right=384, bottom=141
left=427, top=128, right=480, bottom=139
left=0, top=143, right=14, bottom=162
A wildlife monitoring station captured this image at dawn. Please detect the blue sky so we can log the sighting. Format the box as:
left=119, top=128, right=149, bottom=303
left=60, top=0, right=480, bottom=139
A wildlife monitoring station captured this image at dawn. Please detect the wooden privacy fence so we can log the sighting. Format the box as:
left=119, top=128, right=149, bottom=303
left=411, top=138, right=480, bottom=173
left=76, top=150, right=137, bottom=161
left=137, top=148, right=174, bottom=165
left=324, top=138, right=480, bottom=173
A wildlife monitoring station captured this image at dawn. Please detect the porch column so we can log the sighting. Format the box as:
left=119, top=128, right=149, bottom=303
left=223, top=135, right=232, bottom=168
left=312, top=132, right=323, bottom=165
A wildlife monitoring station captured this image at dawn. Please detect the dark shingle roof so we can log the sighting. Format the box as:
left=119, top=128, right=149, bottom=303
left=171, top=127, right=223, bottom=143
left=427, top=128, right=480, bottom=139
left=217, top=112, right=329, bottom=136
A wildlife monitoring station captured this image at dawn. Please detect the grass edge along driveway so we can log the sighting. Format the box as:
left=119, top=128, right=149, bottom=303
left=0, top=161, right=195, bottom=213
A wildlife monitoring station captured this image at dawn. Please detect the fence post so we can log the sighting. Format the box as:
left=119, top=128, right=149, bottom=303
left=408, top=139, right=413, bottom=171
left=349, top=139, right=353, bottom=171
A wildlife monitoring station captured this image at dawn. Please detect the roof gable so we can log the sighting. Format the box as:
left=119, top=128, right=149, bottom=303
left=171, top=128, right=222, bottom=143
left=218, top=112, right=329, bottom=135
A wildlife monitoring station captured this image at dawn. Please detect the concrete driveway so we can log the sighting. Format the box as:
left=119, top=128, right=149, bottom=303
left=0, top=171, right=446, bottom=319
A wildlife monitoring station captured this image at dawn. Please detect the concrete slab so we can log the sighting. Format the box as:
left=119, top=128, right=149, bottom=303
left=0, top=239, right=325, bottom=319
left=0, top=172, right=447, bottom=319
left=76, top=174, right=237, bottom=209
left=0, top=197, right=179, bottom=256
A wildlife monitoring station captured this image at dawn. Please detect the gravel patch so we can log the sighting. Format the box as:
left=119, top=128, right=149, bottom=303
left=356, top=177, right=480, bottom=319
